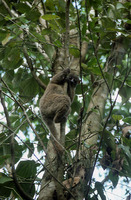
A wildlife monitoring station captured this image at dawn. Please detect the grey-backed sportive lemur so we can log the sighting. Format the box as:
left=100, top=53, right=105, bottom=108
left=39, top=68, right=79, bottom=152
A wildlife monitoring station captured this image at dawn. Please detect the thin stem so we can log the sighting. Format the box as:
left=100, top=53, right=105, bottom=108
left=87, top=63, right=131, bottom=196
left=23, top=46, right=46, bottom=90
left=0, top=83, right=33, bottom=200
left=65, top=0, right=70, bottom=66
left=1, top=78, right=46, bottom=152
left=75, top=0, right=85, bottom=160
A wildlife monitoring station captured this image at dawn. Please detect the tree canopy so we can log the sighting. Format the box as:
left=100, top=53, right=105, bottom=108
left=0, top=0, right=131, bottom=200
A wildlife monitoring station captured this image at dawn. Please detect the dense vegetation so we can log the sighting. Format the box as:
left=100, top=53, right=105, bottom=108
left=0, top=0, right=130, bottom=199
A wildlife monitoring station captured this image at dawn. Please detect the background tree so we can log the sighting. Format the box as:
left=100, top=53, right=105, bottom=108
left=0, top=0, right=131, bottom=200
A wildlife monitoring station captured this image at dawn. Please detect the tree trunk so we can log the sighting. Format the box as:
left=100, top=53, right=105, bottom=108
left=38, top=14, right=128, bottom=200
left=66, top=38, right=128, bottom=200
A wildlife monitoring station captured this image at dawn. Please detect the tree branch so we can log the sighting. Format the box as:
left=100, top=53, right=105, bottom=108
left=86, top=43, right=131, bottom=196
left=0, top=121, right=74, bottom=199
left=1, top=78, right=46, bottom=152
left=1, top=0, right=16, bottom=17
left=0, top=83, right=33, bottom=200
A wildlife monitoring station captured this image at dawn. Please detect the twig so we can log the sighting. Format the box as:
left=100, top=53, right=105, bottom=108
left=40, top=0, right=50, bottom=33
left=85, top=0, right=112, bottom=105
left=1, top=78, right=73, bottom=174
left=75, top=0, right=85, bottom=160
left=23, top=46, right=46, bottom=90
left=1, top=0, right=15, bottom=17
left=1, top=78, right=46, bottom=152
left=65, top=0, right=70, bottom=66
left=0, top=84, right=33, bottom=200
left=0, top=121, right=76, bottom=199
left=87, top=61, right=131, bottom=196
left=0, top=12, right=58, bottom=49
left=0, top=87, right=76, bottom=199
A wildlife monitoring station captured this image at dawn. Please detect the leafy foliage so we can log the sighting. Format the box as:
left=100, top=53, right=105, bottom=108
left=0, top=0, right=130, bottom=199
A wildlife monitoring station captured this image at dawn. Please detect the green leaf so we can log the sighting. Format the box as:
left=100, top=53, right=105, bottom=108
left=15, top=3, right=30, bottom=13
left=118, top=144, right=131, bottom=159
left=15, top=161, right=37, bottom=197
left=2, top=33, right=10, bottom=45
left=0, top=173, right=12, bottom=184
left=14, top=140, right=24, bottom=163
left=116, top=2, right=125, bottom=9
left=81, top=63, right=88, bottom=71
left=2, top=70, right=14, bottom=86
left=42, top=14, right=60, bottom=20
left=112, top=114, right=123, bottom=122
left=90, top=67, right=102, bottom=76
left=29, top=30, right=46, bottom=43
left=103, top=130, right=116, bottom=150
left=42, top=28, right=52, bottom=35
left=95, top=182, right=106, bottom=200
left=65, top=129, right=77, bottom=150
left=16, top=160, right=37, bottom=179
left=3, top=48, right=23, bottom=70
left=0, top=182, right=12, bottom=197
left=0, top=155, right=10, bottom=167
left=20, top=77, right=39, bottom=101
left=43, top=44, right=55, bottom=60
left=54, top=39, right=62, bottom=47
left=0, top=30, right=8, bottom=42
left=71, top=97, right=81, bottom=114
left=76, top=84, right=88, bottom=94
left=0, top=174, right=13, bottom=197
left=45, top=0, right=55, bottom=11
left=104, top=72, right=114, bottom=89
left=123, top=117, right=131, bottom=124
left=10, top=114, right=19, bottom=123
left=126, top=79, right=131, bottom=87
left=12, top=68, right=25, bottom=88
left=119, top=86, right=131, bottom=103
left=26, top=10, right=40, bottom=22
left=109, top=172, right=119, bottom=188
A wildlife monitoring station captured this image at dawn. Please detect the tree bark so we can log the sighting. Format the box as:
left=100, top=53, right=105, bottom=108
left=38, top=30, right=88, bottom=199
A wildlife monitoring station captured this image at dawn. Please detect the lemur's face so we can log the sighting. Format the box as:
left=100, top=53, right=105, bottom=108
left=67, top=74, right=79, bottom=87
